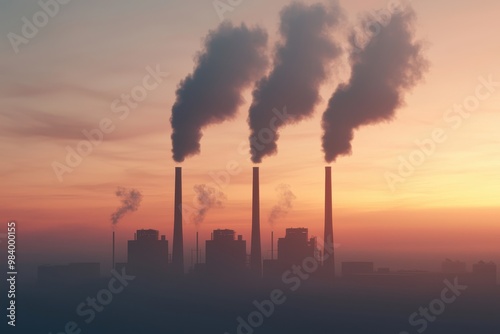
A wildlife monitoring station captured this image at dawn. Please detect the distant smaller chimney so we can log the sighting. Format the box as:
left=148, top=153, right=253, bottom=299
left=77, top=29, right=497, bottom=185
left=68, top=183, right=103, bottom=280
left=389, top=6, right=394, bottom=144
left=196, top=232, right=199, bottom=265
left=112, top=231, right=115, bottom=270
left=271, top=231, right=274, bottom=260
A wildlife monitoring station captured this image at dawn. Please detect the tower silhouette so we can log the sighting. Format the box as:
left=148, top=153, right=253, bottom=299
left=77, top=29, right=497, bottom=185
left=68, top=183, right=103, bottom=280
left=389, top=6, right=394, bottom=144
left=173, top=167, right=184, bottom=274
left=250, top=167, right=262, bottom=277
left=323, top=166, right=335, bottom=279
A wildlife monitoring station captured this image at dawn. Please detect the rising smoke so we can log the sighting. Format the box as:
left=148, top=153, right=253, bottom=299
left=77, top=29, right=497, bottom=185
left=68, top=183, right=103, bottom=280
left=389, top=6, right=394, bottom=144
left=268, top=184, right=296, bottom=226
left=111, top=187, right=143, bottom=225
left=322, top=7, right=429, bottom=162
left=191, top=184, right=226, bottom=226
left=248, top=2, right=344, bottom=163
left=171, top=22, right=268, bottom=162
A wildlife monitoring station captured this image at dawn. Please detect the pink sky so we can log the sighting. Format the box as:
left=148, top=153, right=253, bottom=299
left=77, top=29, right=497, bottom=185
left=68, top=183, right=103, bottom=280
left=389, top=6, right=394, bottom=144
left=1, top=0, right=499, bottom=278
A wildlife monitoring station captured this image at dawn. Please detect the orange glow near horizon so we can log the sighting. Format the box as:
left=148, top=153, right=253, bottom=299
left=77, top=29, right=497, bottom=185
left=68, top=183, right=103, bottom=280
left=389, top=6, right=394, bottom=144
left=1, top=0, right=499, bottom=279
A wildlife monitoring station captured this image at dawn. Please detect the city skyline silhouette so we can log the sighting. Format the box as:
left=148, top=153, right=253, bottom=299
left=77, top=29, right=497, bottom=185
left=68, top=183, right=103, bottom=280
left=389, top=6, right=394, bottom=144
left=2, top=0, right=500, bottom=333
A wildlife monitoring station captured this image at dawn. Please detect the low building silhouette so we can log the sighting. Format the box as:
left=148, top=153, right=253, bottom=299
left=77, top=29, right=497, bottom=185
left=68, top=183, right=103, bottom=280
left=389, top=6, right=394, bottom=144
left=127, top=229, right=168, bottom=279
left=442, top=259, right=467, bottom=274
left=206, top=229, right=246, bottom=275
left=472, top=261, right=497, bottom=286
left=278, top=228, right=317, bottom=265
left=264, top=228, right=318, bottom=280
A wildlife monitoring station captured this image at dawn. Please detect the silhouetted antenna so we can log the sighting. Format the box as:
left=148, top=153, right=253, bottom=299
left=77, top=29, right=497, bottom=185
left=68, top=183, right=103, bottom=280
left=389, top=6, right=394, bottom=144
left=271, top=231, right=274, bottom=260
left=196, top=232, right=199, bottom=265
left=112, top=231, right=115, bottom=270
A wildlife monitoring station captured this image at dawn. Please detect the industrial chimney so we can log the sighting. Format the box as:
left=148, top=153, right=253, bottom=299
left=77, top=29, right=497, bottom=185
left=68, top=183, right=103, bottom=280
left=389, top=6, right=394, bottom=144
left=250, top=167, right=262, bottom=277
left=112, top=231, right=115, bottom=270
left=271, top=231, right=274, bottom=261
left=172, top=167, right=184, bottom=274
left=196, top=232, right=199, bottom=265
left=323, top=166, right=335, bottom=279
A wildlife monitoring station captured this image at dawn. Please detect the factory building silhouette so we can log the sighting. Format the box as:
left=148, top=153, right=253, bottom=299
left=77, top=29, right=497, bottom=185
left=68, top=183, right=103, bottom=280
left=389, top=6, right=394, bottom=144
left=126, top=229, right=168, bottom=278
left=264, top=227, right=318, bottom=280
left=205, top=229, right=247, bottom=277
left=113, top=227, right=317, bottom=281
left=36, top=167, right=498, bottom=288
left=277, top=228, right=317, bottom=264
left=442, top=258, right=467, bottom=274
left=94, top=165, right=336, bottom=281
left=107, top=165, right=337, bottom=281
left=109, top=166, right=497, bottom=286
left=31, top=168, right=499, bottom=334
left=472, top=260, right=497, bottom=286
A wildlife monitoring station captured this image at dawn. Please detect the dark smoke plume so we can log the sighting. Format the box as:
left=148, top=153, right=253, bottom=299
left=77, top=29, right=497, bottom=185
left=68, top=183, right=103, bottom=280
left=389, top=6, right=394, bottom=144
left=248, top=2, right=344, bottom=163
left=171, top=22, right=268, bottom=162
left=191, top=184, right=226, bottom=226
left=111, top=187, right=143, bottom=225
left=268, top=184, right=296, bottom=226
left=322, top=7, right=428, bottom=162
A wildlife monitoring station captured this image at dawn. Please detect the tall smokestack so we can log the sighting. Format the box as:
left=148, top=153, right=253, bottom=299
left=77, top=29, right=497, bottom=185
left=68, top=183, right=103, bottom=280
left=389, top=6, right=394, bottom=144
left=271, top=231, right=274, bottom=261
left=196, top=232, right=199, bottom=265
left=173, top=167, right=184, bottom=274
left=112, top=231, right=115, bottom=270
left=250, top=167, right=262, bottom=277
left=323, top=166, right=335, bottom=279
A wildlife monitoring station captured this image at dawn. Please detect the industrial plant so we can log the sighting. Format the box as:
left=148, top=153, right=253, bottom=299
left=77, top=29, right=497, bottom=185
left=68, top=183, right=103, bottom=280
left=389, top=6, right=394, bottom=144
left=102, top=165, right=336, bottom=283
left=38, top=166, right=497, bottom=288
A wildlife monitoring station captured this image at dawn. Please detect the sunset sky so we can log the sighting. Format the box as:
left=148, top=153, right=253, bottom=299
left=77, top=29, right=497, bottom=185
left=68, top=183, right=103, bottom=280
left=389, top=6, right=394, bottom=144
left=1, top=0, right=499, bottom=279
